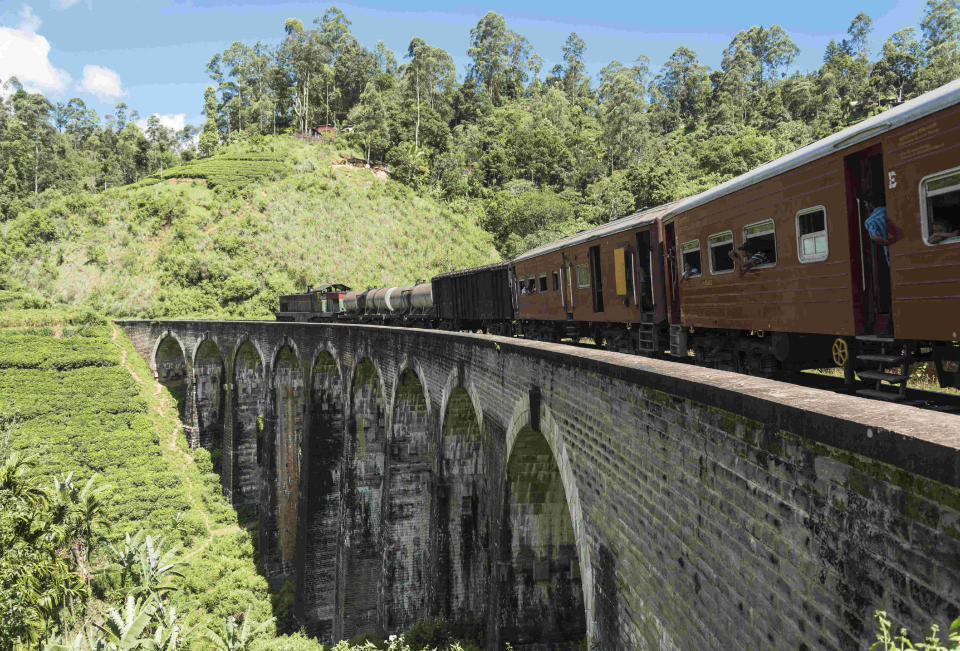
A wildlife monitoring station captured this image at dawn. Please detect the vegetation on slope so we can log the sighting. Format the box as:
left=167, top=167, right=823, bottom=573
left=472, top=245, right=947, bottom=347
left=0, top=137, right=498, bottom=318
left=0, top=291, right=273, bottom=644
left=0, top=293, right=488, bottom=648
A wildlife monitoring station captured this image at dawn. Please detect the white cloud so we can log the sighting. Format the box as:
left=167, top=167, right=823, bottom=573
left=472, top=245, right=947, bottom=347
left=57, top=0, right=85, bottom=8
left=77, top=64, right=124, bottom=101
left=18, top=4, right=40, bottom=31
left=136, top=113, right=188, bottom=133
left=0, top=5, right=71, bottom=94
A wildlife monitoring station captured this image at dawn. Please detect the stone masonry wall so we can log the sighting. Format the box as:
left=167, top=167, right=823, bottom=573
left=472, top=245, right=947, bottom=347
left=119, top=320, right=960, bottom=650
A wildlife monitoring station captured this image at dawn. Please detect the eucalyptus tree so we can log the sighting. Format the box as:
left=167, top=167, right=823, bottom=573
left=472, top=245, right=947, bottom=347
left=847, top=13, right=874, bottom=60
left=374, top=40, right=398, bottom=75
left=561, top=32, right=590, bottom=106
left=402, top=37, right=456, bottom=148
left=919, top=0, right=960, bottom=90
left=466, top=12, right=535, bottom=106
left=597, top=58, right=649, bottom=170
left=872, top=28, right=923, bottom=102
left=655, top=46, right=712, bottom=130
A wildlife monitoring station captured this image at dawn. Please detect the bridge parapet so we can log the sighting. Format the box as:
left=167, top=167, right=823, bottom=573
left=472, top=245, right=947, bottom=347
left=118, top=319, right=960, bottom=649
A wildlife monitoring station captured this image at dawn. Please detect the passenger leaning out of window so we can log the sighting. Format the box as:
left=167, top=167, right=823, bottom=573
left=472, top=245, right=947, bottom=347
left=728, top=243, right=767, bottom=275
left=930, top=218, right=960, bottom=244
left=681, top=262, right=698, bottom=280
left=861, top=191, right=903, bottom=263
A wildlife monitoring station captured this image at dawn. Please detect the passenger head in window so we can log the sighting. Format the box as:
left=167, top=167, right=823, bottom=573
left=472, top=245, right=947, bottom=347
left=930, top=218, right=960, bottom=244
left=729, top=243, right=768, bottom=275
left=681, top=262, right=698, bottom=280
left=861, top=190, right=903, bottom=263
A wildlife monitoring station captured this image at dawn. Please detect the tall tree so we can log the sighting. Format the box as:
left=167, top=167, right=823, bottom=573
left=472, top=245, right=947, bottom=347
left=199, top=86, right=220, bottom=157
left=655, top=47, right=711, bottom=129
left=919, top=0, right=960, bottom=90
left=847, top=13, right=874, bottom=59
left=466, top=12, right=533, bottom=106
left=402, top=38, right=456, bottom=148
left=597, top=58, right=649, bottom=170
left=871, top=28, right=922, bottom=102
left=561, top=32, right=588, bottom=105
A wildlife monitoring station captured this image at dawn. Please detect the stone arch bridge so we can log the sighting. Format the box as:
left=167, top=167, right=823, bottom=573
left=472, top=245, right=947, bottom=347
left=118, top=320, right=960, bottom=650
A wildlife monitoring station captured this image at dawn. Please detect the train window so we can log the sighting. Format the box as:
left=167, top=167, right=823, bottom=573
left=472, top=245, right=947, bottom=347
left=526, top=277, right=537, bottom=294
left=679, top=240, right=701, bottom=278
left=796, top=206, right=828, bottom=262
left=552, top=270, right=559, bottom=290
left=576, top=263, right=590, bottom=288
left=538, top=274, right=548, bottom=292
left=920, top=167, right=960, bottom=245
left=742, top=219, right=777, bottom=266
left=708, top=231, right=735, bottom=274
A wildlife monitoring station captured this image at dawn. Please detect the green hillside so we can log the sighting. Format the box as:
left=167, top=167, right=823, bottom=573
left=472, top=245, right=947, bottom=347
left=1, top=137, right=499, bottom=319
left=0, top=292, right=274, bottom=641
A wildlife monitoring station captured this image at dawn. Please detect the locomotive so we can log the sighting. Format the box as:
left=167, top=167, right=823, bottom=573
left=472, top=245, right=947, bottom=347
left=277, top=79, right=960, bottom=402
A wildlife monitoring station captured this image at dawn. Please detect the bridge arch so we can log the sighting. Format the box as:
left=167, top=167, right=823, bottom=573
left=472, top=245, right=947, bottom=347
left=382, top=367, right=432, bottom=631
left=265, top=343, right=305, bottom=578
left=298, top=348, right=346, bottom=642
left=232, top=339, right=266, bottom=512
left=151, top=330, right=188, bottom=378
left=395, top=356, right=432, bottom=417
left=192, top=338, right=226, bottom=454
left=153, top=332, right=188, bottom=381
left=501, top=396, right=591, bottom=647
left=342, top=357, right=388, bottom=638
left=439, top=366, right=483, bottom=431
left=438, top=383, right=488, bottom=624
left=153, top=333, right=190, bottom=427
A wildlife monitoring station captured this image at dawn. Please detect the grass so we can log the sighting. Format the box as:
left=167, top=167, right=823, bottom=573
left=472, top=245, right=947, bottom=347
left=0, top=293, right=272, bottom=639
left=804, top=364, right=960, bottom=396
left=1, top=136, right=500, bottom=319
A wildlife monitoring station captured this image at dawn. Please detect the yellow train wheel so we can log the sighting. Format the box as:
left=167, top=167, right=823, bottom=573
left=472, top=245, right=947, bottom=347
left=832, top=337, right=849, bottom=367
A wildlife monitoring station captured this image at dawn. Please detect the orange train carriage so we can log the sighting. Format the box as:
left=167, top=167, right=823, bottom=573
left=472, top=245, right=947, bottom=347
left=509, top=79, right=960, bottom=396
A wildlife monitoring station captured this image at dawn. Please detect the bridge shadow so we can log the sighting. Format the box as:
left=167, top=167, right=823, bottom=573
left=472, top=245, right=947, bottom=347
left=153, top=334, right=301, bottom=630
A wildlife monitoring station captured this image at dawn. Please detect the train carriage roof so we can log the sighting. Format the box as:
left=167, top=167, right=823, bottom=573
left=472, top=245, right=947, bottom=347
left=511, top=200, right=685, bottom=264
left=433, top=260, right=511, bottom=280
left=663, top=77, right=960, bottom=221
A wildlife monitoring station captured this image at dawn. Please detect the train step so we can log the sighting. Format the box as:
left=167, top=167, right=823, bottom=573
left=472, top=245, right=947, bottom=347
left=856, top=388, right=906, bottom=401
left=857, top=353, right=904, bottom=364
left=856, top=334, right=896, bottom=343
left=669, top=325, right=687, bottom=358
left=858, top=370, right=910, bottom=383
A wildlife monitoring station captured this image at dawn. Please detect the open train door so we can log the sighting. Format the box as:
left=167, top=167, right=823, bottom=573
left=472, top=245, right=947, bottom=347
left=844, top=145, right=893, bottom=335
left=663, top=222, right=681, bottom=325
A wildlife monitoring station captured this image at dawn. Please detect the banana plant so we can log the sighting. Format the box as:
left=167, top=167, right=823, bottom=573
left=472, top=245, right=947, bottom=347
left=107, top=530, right=145, bottom=589
left=133, top=535, right=184, bottom=600
left=147, top=604, right=193, bottom=650
left=204, top=608, right=275, bottom=651
left=93, top=595, right=155, bottom=650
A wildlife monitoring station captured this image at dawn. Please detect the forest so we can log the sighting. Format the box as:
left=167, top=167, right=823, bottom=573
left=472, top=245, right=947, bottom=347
left=3, top=2, right=960, bottom=259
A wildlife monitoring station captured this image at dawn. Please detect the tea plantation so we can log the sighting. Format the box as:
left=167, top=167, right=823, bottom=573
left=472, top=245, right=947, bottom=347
left=0, top=292, right=274, bottom=642
left=137, top=152, right=290, bottom=192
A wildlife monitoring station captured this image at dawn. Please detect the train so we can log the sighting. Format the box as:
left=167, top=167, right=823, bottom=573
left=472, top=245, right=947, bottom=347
left=276, top=78, right=960, bottom=402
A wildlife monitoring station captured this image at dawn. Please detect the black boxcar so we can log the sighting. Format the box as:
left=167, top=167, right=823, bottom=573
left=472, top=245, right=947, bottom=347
left=432, top=261, right=514, bottom=334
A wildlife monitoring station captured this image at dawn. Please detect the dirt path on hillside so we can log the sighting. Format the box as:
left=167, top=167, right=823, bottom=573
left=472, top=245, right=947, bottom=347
left=111, top=325, right=239, bottom=561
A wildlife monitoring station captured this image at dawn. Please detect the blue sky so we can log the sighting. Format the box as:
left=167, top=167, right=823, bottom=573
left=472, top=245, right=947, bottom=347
left=0, top=0, right=930, bottom=130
